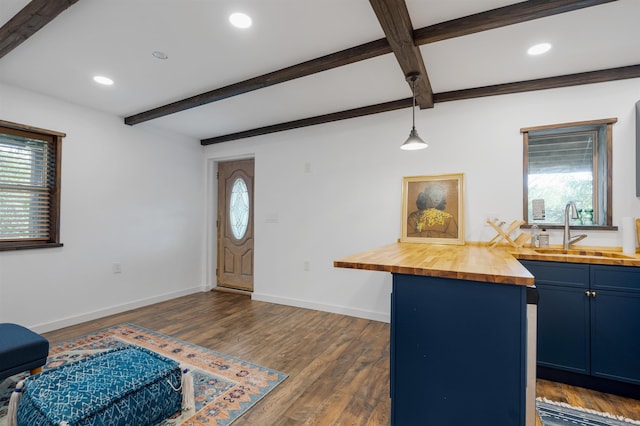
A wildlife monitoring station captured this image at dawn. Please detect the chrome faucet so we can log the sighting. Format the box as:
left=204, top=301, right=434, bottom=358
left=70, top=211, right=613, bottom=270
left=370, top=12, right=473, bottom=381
left=563, top=201, right=588, bottom=250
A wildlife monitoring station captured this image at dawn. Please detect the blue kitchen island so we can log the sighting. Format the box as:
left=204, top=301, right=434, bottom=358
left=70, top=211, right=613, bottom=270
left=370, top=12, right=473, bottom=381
left=335, top=243, right=537, bottom=426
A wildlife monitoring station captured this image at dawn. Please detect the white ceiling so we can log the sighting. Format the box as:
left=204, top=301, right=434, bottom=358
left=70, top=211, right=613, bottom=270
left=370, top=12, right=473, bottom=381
left=1, top=0, right=639, bottom=141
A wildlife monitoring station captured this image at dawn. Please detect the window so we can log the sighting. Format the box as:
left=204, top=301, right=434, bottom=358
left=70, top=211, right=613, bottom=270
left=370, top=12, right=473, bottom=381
left=229, top=177, right=249, bottom=239
left=0, top=120, right=64, bottom=250
left=522, top=118, right=616, bottom=228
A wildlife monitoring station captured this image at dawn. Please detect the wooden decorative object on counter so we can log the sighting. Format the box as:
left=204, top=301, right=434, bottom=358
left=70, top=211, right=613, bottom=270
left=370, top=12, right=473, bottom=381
left=487, top=218, right=531, bottom=248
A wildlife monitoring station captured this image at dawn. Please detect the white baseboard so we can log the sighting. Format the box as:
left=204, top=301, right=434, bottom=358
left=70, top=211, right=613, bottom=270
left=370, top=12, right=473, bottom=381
left=31, top=286, right=207, bottom=334
left=251, top=292, right=390, bottom=323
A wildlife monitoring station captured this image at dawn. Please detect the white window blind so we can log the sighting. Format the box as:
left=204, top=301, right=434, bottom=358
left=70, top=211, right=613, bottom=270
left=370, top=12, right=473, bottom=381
left=528, top=132, right=595, bottom=174
left=0, top=127, right=58, bottom=244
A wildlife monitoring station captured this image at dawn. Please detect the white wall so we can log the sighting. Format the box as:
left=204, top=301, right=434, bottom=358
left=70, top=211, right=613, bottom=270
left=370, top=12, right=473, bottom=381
left=1, top=79, right=638, bottom=331
left=0, top=83, right=205, bottom=332
left=205, top=78, right=640, bottom=323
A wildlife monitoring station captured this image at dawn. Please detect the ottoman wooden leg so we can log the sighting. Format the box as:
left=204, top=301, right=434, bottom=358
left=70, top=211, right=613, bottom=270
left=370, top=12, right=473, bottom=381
left=30, top=367, right=43, bottom=375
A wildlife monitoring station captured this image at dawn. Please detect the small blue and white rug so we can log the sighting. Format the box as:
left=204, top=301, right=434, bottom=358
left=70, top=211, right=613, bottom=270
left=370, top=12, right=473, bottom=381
left=537, top=398, right=640, bottom=426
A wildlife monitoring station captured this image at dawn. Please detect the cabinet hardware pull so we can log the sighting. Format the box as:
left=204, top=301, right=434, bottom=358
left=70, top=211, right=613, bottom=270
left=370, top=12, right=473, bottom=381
left=592, top=291, right=596, bottom=297
left=585, top=291, right=591, bottom=296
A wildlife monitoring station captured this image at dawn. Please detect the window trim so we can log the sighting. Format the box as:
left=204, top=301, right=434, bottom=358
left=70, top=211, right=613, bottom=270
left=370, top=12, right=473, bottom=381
left=0, top=119, right=65, bottom=251
left=521, top=117, right=616, bottom=229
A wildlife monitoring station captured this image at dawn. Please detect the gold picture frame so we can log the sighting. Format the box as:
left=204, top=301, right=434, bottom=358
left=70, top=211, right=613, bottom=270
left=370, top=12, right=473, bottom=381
left=401, top=173, right=465, bottom=244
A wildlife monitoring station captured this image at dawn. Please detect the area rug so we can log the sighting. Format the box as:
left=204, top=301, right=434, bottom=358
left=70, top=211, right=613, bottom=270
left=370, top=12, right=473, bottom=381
left=0, top=323, right=287, bottom=426
left=537, top=398, right=640, bottom=426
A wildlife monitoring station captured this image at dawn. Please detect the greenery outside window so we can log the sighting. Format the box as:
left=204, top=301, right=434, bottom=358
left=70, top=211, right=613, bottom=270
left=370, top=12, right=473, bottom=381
left=522, top=118, right=616, bottom=228
left=0, top=120, right=64, bottom=251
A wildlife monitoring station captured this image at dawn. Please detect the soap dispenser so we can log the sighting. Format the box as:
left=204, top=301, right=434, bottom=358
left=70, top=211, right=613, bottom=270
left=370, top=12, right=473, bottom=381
left=531, top=224, right=540, bottom=248
left=539, top=229, right=549, bottom=248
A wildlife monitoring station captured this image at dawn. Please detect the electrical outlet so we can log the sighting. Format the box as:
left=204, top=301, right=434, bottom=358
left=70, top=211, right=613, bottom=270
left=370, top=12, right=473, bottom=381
left=303, top=261, right=310, bottom=271
left=112, top=263, right=122, bottom=274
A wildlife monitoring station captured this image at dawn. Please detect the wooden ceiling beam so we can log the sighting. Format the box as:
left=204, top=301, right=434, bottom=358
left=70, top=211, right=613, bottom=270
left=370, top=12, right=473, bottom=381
left=433, top=64, right=640, bottom=103
left=124, top=39, right=391, bottom=125
left=0, top=0, right=80, bottom=60
left=202, top=64, right=640, bottom=145
left=368, top=0, right=432, bottom=109
left=200, top=98, right=412, bottom=145
left=414, top=0, right=618, bottom=45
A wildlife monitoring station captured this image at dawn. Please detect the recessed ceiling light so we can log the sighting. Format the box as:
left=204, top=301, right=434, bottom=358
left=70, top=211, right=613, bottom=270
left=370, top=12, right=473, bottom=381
left=528, top=43, right=552, bottom=56
left=229, top=12, right=252, bottom=29
left=93, top=75, right=114, bottom=85
left=152, top=51, right=168, bottom=60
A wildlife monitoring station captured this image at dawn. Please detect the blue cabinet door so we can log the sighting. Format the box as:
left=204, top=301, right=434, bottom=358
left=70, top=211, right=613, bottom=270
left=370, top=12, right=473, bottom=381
left=591, top=290, right=640, bottom=384
left=536, top=284, right=590, bottom=374
left=590, top=265, right=640, bottom=384
left=520, top=260, right=590, bottom=374
left=391, top=273, right=527, bottom=426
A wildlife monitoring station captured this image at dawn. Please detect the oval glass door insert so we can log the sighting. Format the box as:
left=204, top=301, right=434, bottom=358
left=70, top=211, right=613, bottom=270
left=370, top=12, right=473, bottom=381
left=229, top=177, right=249, bottom=239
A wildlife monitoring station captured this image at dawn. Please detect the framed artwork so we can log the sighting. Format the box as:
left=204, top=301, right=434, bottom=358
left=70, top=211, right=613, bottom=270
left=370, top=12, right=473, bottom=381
left=401, top=173, right=465, bottom=244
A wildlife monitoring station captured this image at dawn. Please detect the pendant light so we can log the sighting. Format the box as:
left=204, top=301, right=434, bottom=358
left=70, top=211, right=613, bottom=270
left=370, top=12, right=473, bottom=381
left=400, top=72, right=428, bottom=151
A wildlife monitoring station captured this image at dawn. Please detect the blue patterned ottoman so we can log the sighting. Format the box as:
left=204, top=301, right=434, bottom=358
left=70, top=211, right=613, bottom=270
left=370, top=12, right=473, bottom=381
left=16, top=345, right=184, bottom=426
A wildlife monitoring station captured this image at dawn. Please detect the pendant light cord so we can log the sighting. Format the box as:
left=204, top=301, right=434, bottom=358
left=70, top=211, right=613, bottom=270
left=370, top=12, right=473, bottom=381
left=411, top=78, right=416, bottom=129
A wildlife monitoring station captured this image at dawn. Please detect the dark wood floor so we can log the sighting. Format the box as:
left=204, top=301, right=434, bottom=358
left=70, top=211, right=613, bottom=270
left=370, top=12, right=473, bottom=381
left=42, top=291, right=640, bottom=425
left=536, top=379, right=640, bottom=426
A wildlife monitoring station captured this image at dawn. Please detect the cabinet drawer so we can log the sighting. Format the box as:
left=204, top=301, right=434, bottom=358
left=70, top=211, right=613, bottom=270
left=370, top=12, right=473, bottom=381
left=591, top=265, right=640, bottom=292
left=520, top=260, right=588, bottom=288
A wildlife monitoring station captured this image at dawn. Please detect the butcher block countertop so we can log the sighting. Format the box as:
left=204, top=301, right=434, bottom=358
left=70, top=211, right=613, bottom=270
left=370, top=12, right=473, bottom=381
left=334, top=243, right=640, bottom=287
left=334, top=243, right=534, bottom=286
